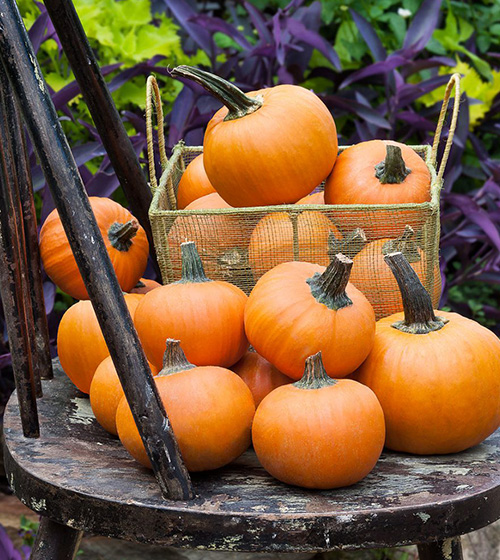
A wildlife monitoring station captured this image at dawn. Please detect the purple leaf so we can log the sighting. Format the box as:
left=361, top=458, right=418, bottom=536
left=244, top=1, right=272, bottom=44
left=272, top=12, right=285, bottom=66
left=339, top=55, right=408, bottom=89
left=323, top=94, right=391, bottom=129
left=402, top=0, right=443, bottom=54
left=397, top=74, right=451, bottom=107
left=287, top=18, right=341, bottom=70
left=28, top=11, right=50, bottom=54
left=349, top=9, right=386, bottom=62
left=189, top=14, right=252, bottom=50
left=0, top=525, right=23, bottom=560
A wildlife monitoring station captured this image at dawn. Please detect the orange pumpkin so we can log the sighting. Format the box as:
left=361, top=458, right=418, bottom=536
left=248, top=211, right=341, bottom=281
left=89, top=356, right=158, bottom=435
left=350, top=225, right=441, bottom=318
left=171, top=66, right=337, bottom=207
left=354, top=252, right=500, bottom=455
left=245, top=254, right=376, bottom=380
left=296, top=191, right=325, bottom=205
left=57, top=293, right=144, bottom=394
left=252, top=352, right=385, bottom=489
left=184, top=192, right=231, bottom=210
left=129, top=278, right=161, bottom=294
left=40, top=197, right=149, bottom=300
left=116, top=339, right=255, bottom=471
left=324, top=141, right=431, bottom=239
left=231, top=349, right=292, bottom=407
left=135, top=241, right=249, bottom=370
left=176, top=154, right=216, bottom=209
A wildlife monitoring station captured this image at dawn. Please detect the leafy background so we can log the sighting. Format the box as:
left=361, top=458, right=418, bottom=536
left=1, top=0, right=500, bottom=554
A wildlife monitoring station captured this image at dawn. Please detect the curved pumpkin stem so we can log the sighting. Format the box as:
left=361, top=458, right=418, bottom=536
left=171, top=66, right=263, bottom=121
left=108, top=220, right=138, bottom=252
left=157, top=339, right=196, bottom=377
left=375, top=145, right=411, bottom=184
left=382, top=225, right=420, bottom=263
left=384, top=252, right=448, bottom=334
left=307, top=253, right=353, bottom=311
left=176, top=241, right=212, bottom=284
left=294, top=352, right=337, bottom=390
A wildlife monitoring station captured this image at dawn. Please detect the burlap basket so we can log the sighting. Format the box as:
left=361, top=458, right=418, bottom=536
left=146, top=74, right=460, bottom=320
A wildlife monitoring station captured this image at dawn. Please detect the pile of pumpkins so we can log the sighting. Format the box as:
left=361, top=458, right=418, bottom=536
left=38, top=66, right=500, bottom=491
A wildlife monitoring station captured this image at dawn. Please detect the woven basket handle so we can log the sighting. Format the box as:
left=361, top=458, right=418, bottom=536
left=145, top=75, right=168, bottom=191
left=431, top=73, right=461, bottom=184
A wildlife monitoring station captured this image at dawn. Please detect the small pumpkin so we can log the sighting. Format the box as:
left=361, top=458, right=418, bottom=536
left=135, top=241, right=249, bottom=370
left=184, top=192, right=232, bottom=210
left=354, top=252, right=500, bottom=455
left=89, top=356, right=158, bottom=435
left=57, top=293, right=144, bottom=394
left=129, top=278, right=161, bottom=294
left=248, top=211, right=341, bottom=281
left=116, top=339, right=255, bottom=471
left=40, top=197, right=149, bottom=300
left=231, top=348, right=293, bottom=407
left=324, top=141, right=431, bottom=239
left=171, top=66, right=338, bottom=207
left=176, top=154, right=216, bottom=209
left=252, top=352, right=385, bottom=489
left=350, top=225, right=441, bottom=318
left=245, top=254, right=376, bottom=380
left=296, top=191, right=325, bottom=205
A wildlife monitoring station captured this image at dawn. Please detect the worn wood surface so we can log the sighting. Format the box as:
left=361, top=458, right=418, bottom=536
left=4, top=364, right=500, bottom=553
left=0, top=0, right=191, bottom=500
left=31, top=517, right=83, bottom=560
left=417, top=538, right=463, bottom=560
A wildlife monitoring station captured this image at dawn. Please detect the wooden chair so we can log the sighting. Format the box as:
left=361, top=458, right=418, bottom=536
left=0, top=1, right=499, bottom=559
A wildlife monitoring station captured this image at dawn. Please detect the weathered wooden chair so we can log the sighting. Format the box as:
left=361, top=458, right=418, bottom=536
left=1, top=1, right=499, bottom=559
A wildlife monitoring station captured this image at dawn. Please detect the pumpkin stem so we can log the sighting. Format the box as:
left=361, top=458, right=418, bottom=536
left=176, top=241, right=212, bottom=284
left=382, top=225, right=421, bottom=263
left=384, top=252, right=448, bottom=334
left=307, top=253, right=353, bottom=311
left=328, top=228, right=367, bottom=260
left=293, top=352, right=337, bottom=390
left=374, top=145, right=411, bottom=184
left=157, top=339, right=196, bottom=377
left=108, top=220, right=138, bottom=252
left=171, top=66, right=263, bottom=121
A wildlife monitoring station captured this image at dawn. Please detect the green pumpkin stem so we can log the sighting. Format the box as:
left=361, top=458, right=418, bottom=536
left=157, top=339, right=196, bottom=377
left=384, top=252, right=448, bottom=334
left=382, top=225, right=421, bottom=263
left=107, top=220, right=138, bottom=252
left=374, top=145, right=411, bottom=184
left=328, top=228, right=367, bottom=260
left=177, top=241, right=211, bottom=284
left=294, top=352, right=337, bottom=390
left=307, top=253, right=353, bottom=310
left=171, top=66, right=263, bottom=121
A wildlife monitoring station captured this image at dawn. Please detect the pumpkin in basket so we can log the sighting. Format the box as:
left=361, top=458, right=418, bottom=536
left=350, top=225, right=441, bottom=317
left=176, top=154, right=216, bottom=209
left=129, top=278, right=161, bottom=294
left=248, top=211, right=341, bottom=280
left=116, top=339, right=255, bottom=471
left=296, top=191, right=325, bottom=205
left=40, top=197, right=149, bottom=300
left=135, top=241, right=249, bottom=370
left=171, top=65, right=338, bottom=207
left=354, top=252, right=500, bottom=455
left=324, top=141, right=431, bottom=239
left=245, top=254, right=376, bottom=380
left=252, top=352, right=385, bottom=489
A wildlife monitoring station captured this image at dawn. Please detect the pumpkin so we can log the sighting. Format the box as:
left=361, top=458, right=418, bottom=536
left=245, top=254, right=376, bottom=380
left=350, top=225, right=441, bottom=317
left=176, top=154, right=216, bottom=209
left=184, top=192, right=232, bottom=210
left=252, top=352, right=385, bottom=489
left=231, top=348, right=292, bottom=407
left=324, top=141, right=431, bottom=239
left=129, top=278, right=161, bottom=294
left=171, top=66, right=338, bottom=207
left=248, top=211, right=341, bottom=281
left=116, top=339, right=255, bottom=471
left=89, top=356, right=158, bottom=435
left=57, top=293, right=144, bottom=394
left=354, top=252, right=500, bottom=455
left=40, top=197, right=149, bottom=300
left=296, top=191, right=325, bottom=205
left=135, top=241, right=249, bottom=370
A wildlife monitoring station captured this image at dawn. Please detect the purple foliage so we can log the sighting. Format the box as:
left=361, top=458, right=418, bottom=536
left=0, top=525, right=25, bottom=560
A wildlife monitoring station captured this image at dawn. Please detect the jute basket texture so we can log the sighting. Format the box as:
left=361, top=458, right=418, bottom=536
left=145, top=73, right=461, bottom=320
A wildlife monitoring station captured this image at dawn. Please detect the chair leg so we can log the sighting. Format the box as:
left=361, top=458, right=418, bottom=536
left=30, top=517, right=83, bottom=560
left=417, top=536, right=463, bottom=560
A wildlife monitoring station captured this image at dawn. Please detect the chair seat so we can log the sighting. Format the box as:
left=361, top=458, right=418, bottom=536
left=3, top=361, right=500, bottom=553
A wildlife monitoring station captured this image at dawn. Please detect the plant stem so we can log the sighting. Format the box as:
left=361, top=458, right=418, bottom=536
left=307, top=253, right=353, bottom=310
left=157, top=339, right=196, bottom=377
left=176, top=241, right=211, bottom=284
left=294, top=352, right=337, bottom=389
left=382, top=225, right=420, bottom=263
left=328, top=228, right=367, bottom=260
left=375, top=145, right=411, bottom=184
left=107, top=220, right=138, bottom=251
